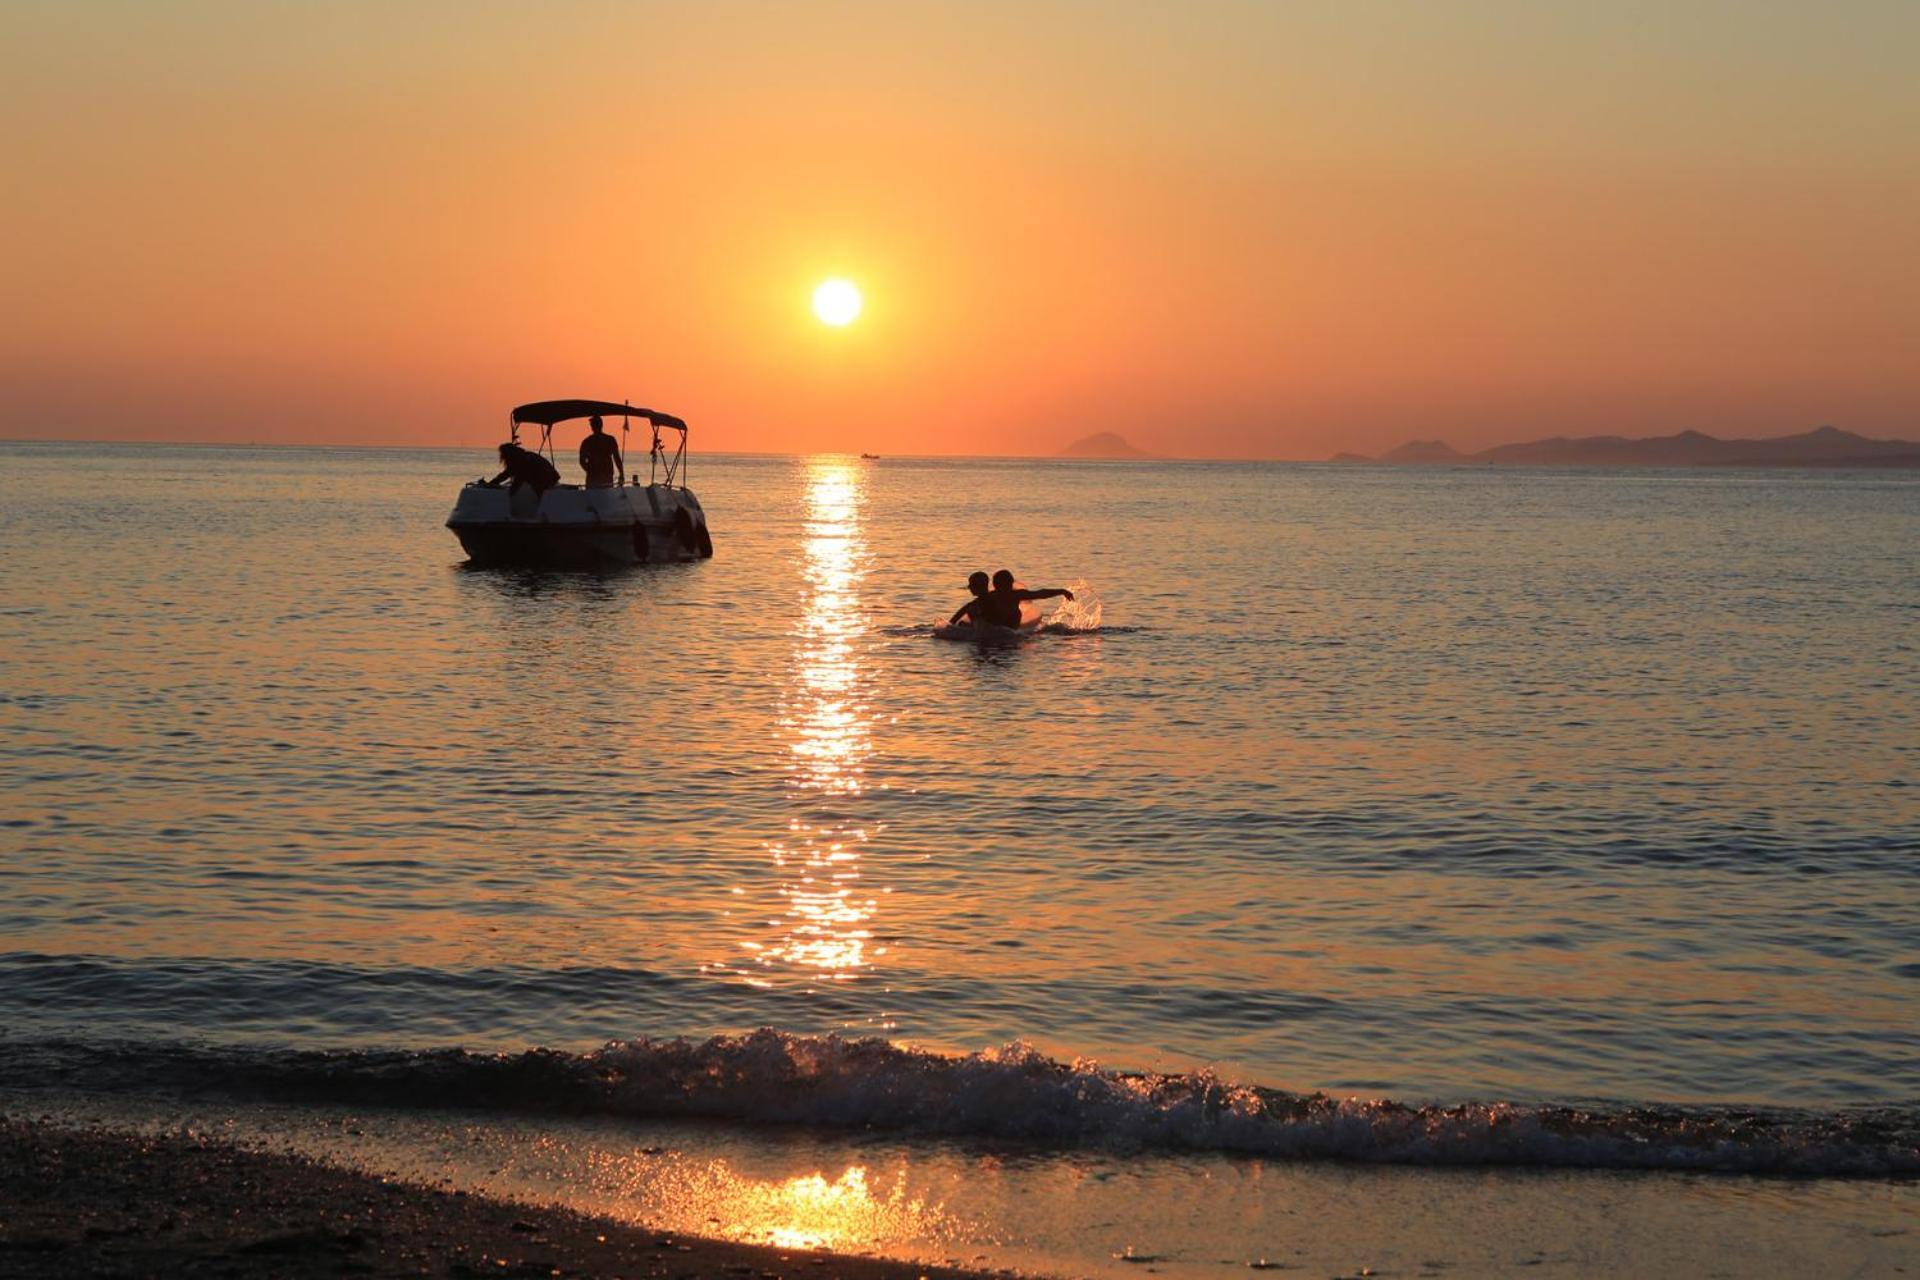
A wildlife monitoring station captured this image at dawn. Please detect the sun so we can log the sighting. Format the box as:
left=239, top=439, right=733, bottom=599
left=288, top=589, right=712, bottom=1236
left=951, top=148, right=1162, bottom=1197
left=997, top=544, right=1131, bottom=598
left=812, top=278, right=862, bottom=327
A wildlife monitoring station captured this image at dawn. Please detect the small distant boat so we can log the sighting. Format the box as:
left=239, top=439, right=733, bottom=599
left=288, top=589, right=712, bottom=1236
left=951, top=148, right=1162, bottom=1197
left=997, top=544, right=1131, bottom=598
left=860, top=452, right=880, bottom=460
left=446, top=398, right=715, bottom=567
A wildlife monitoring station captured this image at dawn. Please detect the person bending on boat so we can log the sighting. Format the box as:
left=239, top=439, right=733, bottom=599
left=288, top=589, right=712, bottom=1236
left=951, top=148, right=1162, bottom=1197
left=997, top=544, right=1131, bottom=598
left=483, top=443, right=561, bottom=497
left=578, top=415, right=624, bottom=488
left=947, top=571, right=993, bottom=628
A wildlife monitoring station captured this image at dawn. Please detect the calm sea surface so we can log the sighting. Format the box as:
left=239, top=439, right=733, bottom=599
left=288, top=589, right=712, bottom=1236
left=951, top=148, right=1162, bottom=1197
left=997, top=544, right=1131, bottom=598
left=1, top=442, right=1915, bottom=1133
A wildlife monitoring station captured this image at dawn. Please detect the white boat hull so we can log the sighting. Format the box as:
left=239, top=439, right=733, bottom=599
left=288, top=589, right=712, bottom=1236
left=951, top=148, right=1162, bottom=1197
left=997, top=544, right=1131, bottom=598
left=445, top=482, right=713, bottom=566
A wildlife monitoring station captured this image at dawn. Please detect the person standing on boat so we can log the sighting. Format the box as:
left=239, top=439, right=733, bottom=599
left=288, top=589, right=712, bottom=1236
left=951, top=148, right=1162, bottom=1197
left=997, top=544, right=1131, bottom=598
left=578, top=415, right=624, bottom=489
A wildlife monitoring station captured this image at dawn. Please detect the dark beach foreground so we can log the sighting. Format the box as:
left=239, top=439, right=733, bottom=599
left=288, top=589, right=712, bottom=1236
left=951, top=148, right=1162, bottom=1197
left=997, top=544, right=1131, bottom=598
left=0, top=1118, right=992, bottom=1280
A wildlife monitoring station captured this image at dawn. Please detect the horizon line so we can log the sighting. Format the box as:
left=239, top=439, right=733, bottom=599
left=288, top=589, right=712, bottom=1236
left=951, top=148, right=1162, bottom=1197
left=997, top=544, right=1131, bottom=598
left=3, top=421, right=1916, bottom=462
left=0, top=435, right=1240, bottom=463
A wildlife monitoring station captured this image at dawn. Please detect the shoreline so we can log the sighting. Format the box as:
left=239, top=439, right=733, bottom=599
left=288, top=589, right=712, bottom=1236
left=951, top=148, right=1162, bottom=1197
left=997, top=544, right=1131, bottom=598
left=0, top=1117, right=995, bottom=1280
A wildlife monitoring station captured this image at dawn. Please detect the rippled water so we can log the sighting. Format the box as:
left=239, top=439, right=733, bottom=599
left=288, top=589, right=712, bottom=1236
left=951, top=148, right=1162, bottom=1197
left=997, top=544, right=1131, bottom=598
left=1, top=442, right=1915, bottom=1124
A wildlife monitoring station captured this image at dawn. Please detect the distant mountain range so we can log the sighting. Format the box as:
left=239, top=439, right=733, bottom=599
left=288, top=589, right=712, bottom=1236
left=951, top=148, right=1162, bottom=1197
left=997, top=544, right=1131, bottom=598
left=1059, top=431, right=1153, bottom=459
left=1338, top=426, right=1920, bottom=469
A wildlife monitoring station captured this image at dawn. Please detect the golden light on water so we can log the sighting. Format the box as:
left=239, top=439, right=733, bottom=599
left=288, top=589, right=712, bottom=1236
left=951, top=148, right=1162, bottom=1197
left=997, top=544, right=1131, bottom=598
left=714, top=460, right=886, bottom=989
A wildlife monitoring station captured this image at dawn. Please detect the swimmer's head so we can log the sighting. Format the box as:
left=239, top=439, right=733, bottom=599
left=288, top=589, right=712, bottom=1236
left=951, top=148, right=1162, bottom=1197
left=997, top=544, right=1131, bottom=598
left=992, top=569, right=1015, bottom=590
left=967, top=571, right=989, bottom=595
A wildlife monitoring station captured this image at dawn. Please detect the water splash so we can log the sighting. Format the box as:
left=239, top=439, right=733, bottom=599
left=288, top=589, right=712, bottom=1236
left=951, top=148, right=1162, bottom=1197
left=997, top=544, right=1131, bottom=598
left=1041, top=579, right=1104, bottom=632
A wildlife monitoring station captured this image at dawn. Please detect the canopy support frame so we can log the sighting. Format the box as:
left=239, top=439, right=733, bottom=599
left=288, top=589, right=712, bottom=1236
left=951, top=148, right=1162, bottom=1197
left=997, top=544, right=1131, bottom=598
left=506, top=398, right=689, bottom=490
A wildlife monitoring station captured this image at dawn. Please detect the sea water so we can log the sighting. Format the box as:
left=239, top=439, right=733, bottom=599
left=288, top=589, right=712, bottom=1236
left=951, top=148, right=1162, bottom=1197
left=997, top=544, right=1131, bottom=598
left=1, top=443, right=1915, bottom=1271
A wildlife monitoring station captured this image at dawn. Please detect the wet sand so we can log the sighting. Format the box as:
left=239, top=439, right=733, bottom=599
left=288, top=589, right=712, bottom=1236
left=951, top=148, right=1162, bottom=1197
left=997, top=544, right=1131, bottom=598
left=0, top=1118, right=993, bottom=1280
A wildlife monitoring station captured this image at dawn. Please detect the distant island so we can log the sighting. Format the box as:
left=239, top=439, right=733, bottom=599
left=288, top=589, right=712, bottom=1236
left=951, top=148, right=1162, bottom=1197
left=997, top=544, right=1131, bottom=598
left=1060, top=431, right=1153, bottom=460
left=1336, top=426, right=1920, bottom=469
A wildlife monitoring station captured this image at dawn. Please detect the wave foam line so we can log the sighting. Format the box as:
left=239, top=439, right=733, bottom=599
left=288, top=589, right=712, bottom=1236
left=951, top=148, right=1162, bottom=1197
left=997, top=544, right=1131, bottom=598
left=7, top=1031, right=1914, bottom=1177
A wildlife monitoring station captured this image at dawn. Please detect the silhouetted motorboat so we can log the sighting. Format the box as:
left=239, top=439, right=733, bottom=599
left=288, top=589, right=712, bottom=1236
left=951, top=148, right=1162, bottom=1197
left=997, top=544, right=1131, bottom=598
left=446, top=399, right=715, bottom=566
left=860, top=452, right=880, bottom=460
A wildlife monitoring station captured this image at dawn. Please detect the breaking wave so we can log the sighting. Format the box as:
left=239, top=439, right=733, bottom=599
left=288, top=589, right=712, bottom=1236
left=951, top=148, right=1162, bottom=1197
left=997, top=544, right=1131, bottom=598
left=4, top=1032, right=1913, bottom=1177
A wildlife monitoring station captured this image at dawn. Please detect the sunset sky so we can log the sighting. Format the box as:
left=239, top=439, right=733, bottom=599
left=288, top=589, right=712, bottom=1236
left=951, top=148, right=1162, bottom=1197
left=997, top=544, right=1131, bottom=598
left=3, top=1, right=1915, bottom=458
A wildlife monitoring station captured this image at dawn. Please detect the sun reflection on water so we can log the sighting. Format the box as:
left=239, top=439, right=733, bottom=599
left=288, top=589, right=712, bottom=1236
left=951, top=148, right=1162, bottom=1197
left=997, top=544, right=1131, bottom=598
left=719, top=460, right=888, bottom=994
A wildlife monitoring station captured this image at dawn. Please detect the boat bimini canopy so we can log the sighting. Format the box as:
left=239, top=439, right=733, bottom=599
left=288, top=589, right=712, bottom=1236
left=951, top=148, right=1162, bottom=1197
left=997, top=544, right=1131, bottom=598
left=507, top=399, right=689, bottom=487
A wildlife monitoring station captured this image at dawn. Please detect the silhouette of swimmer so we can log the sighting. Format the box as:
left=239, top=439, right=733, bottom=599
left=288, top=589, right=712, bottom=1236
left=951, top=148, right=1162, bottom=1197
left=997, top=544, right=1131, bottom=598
left=947, top=571, right=993, bottom=628
left=578, top=414, right=624, bottom=488
left=483, top=443, right=560, bottom=497
left=949, top=568, right=1074, bottom=630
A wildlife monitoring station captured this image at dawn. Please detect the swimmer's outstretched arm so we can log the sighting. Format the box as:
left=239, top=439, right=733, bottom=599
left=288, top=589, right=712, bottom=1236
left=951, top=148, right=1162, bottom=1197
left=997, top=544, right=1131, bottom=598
left=1018, top=587, right=1075, bottom=602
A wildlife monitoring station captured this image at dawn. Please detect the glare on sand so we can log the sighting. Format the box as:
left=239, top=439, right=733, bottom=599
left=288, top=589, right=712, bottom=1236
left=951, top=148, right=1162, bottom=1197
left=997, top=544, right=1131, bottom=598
left=756, top=1168, right=903, bottom=1250
left=587, top=1152, right=951, bottom=1253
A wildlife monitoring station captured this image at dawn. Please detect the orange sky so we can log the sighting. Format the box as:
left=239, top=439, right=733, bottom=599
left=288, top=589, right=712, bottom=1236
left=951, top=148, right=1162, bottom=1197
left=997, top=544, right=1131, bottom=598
left=2, top=2, right=1916, bottom=458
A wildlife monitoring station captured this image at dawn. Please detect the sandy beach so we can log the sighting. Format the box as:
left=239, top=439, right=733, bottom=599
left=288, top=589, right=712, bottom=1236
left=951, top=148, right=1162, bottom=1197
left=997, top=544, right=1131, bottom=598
left=0, top=1118, right=991, bottom=1280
